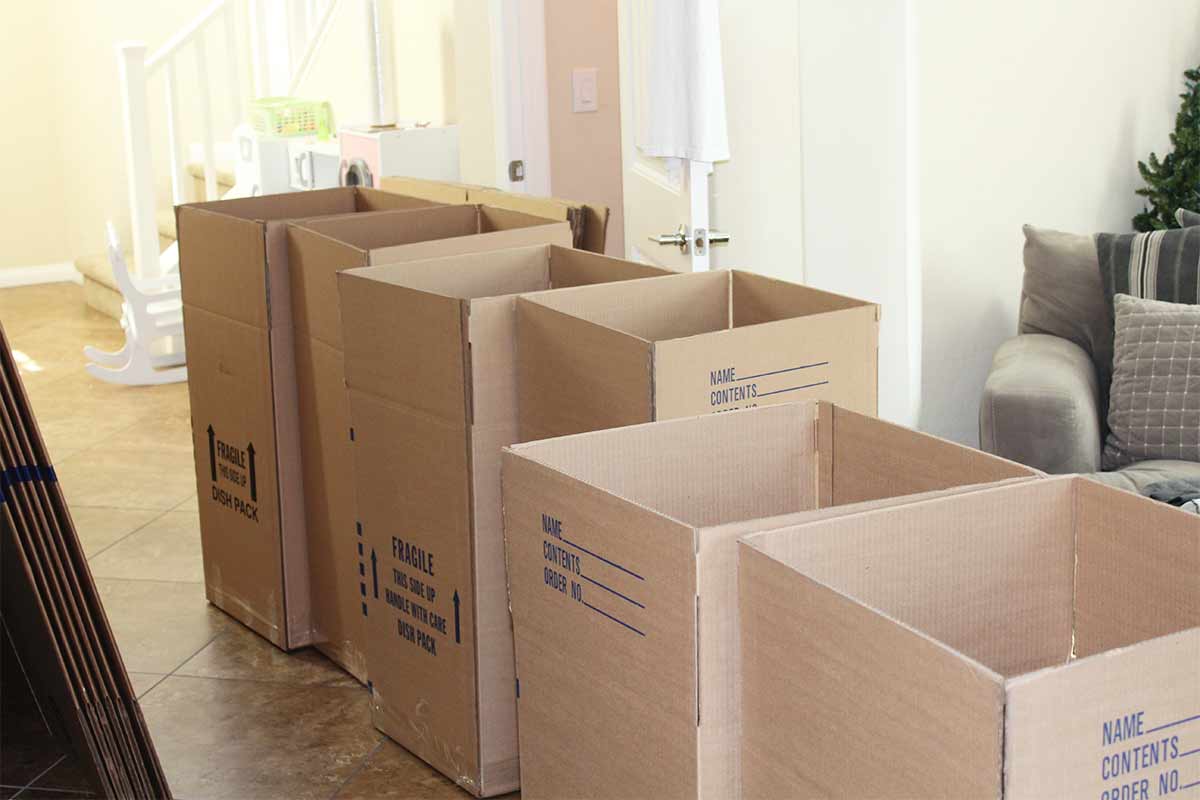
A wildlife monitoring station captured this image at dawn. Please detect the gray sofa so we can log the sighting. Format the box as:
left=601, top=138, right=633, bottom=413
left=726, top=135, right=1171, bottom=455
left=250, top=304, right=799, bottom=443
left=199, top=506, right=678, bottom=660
left=979, top=225, right=1200, bottom=493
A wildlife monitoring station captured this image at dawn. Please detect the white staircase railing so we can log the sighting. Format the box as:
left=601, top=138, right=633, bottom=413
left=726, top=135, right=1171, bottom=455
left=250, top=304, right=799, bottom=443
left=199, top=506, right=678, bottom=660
left=116, top=0, right=337, bottom=281
left=117, top=0, right=242, bottom=280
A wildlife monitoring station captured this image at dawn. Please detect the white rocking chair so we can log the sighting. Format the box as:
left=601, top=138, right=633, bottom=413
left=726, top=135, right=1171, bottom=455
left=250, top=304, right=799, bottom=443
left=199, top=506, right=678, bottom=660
left=84, top=223, right=187, bottom=385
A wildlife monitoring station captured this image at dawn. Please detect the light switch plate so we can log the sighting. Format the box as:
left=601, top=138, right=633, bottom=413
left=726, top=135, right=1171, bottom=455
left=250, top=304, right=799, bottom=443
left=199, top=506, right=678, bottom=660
left=572, top=67, right=598, bottom=113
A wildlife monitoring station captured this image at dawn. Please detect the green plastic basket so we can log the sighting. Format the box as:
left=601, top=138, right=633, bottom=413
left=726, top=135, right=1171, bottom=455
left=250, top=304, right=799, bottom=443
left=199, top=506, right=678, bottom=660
left=249, top=97, right=334, bottom=139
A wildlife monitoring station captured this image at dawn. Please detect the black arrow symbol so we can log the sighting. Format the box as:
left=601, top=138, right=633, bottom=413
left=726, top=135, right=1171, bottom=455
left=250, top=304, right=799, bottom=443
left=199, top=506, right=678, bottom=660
left=370, top=548, right=378, bottom=599
left=452, top=590, right=461, bottom=644
left=246, top=441, right=257, bottom=502
left=207, top=425, right=216, bottom=482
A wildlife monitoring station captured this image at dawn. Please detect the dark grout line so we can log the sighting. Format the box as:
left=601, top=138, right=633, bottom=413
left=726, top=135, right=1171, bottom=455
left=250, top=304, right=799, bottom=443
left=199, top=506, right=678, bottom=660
left=326, top=739, right=384, bottom=800
left=11, top=754, right=66, bottom=798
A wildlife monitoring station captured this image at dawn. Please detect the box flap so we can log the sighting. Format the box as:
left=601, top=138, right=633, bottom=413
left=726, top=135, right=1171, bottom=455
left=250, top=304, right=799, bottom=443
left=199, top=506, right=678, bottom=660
left=299, top=205, right=480, bottom=251
left=822, top=403, right=1038, bottom=505
left=520, top=271, right=729, bottom=343
left=739, top=543, right=1005, bottom=798
left=502, top=451, right=699, bottom=798
left=747, top=478, right=1078, bottom=678
left=1004, top=628, right=1200, bottom=800
left=509, top=402, right=816, bottom=528
left=380, top=175, right=476, bottom=205
left=546, top=245, right=670, bottom=286
left=177, top=207, right=272, bottom=328
left=180, top=187, right=358, bottom=222
left=344, top=246, right=551, bottom=301
left=1073, top=477, right=1200, bottom=658
left=467, top=188, right=611, bottom=253
left=353, top=186, right=448, bottom=212
left=285, top=225, right=368, bottom=349
left=653, top=304, right=879, bottom=419
left=338, top=271, right=468, bottom=421
left=730, top=269, right=877, bottom=326
left=516, top=297, right=653, bottom=441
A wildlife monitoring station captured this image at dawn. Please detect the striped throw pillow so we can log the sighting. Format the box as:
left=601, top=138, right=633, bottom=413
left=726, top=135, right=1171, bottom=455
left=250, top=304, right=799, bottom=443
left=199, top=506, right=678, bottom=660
left=1095, top=227, right=1200, bottom=307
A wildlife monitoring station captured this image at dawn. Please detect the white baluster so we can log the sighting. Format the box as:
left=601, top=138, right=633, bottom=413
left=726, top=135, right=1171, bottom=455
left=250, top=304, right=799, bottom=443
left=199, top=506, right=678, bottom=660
left=116, top=42, right=160, bottom=280
left=224, top=2, right=243, bottom=128
left=193, top=28, right=218, bottom=201
left=164, top=59, right=187, bottom=207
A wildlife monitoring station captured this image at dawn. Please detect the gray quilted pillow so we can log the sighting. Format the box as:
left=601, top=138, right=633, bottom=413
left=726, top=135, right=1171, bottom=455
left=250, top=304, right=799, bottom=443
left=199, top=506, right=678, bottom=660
left=1104, top=294, right=1200, bottom=469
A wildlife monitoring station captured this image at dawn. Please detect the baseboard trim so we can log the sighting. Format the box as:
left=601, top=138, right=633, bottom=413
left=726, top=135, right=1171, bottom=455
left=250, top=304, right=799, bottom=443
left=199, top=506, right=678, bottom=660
left=0, top=262, right=83, bottom=288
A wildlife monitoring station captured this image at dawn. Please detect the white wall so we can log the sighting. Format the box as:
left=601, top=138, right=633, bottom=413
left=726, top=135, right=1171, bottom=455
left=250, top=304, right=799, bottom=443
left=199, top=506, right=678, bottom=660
left=787, top=0, right=917, bottom=427
left=915, top=0, right=1200, bottom=444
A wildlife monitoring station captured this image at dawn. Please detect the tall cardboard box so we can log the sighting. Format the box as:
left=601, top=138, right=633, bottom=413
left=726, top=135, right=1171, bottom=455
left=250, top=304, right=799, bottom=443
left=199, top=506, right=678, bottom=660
left=177, top=187, right=443, bottom=651
left=337, top=244, right=671, bottom=796
left=501, top=401, right=1040, bottom=800
left=287, top=206, right=572, bottom=681
left=517, top=270, right=880, bottom=442
left=739, top=476, right=1199, bottom=799
left=380, top=176, right=611, bottom=253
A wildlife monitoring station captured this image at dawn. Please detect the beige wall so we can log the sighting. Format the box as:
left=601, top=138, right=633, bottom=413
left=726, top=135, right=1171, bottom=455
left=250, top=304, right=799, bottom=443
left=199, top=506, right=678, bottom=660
left=0, top=0, right=455, bottom=270
left=0, top=6, right=69, bottom=267
left=543, top=0, right=624, bottom=256
left=453, top=0, right=501, bottom=186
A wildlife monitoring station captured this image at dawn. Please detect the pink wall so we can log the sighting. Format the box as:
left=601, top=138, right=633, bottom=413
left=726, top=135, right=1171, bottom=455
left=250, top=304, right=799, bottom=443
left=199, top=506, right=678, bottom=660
left=543, top=0, right=625, bottom=256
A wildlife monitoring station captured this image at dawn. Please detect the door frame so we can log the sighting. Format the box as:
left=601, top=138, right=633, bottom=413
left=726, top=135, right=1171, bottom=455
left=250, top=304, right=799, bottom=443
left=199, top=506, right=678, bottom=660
left=489, top=0, right=552, bottom=195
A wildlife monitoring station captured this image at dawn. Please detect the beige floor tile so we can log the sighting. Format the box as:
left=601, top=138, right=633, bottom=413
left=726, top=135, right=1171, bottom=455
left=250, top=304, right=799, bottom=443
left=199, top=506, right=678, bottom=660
left=95, top=578, right=233, bottom=674
left=55, top=443, right=197, bottom=511
left=127, top=671, right=167, bottom=698
left=69, top=506, right=161, bottom=557
left=173, top=493, right=199, bottom=512
left=87, top=510, right=203, bottom=582
left=334, top=739, right=504, bottom=799
left=140, top=675, right=379, bottom=800
left=176, top=621, right=359, bottom=688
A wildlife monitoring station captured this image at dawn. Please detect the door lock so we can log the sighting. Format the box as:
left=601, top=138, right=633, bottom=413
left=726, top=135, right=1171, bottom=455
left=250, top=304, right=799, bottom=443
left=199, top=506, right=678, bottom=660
left=649, top=225, right=731, bottom=256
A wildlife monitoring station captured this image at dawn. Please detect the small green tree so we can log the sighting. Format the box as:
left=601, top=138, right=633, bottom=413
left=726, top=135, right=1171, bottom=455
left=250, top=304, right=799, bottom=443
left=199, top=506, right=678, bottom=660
left=1133, top=66, right=1200, bottom=231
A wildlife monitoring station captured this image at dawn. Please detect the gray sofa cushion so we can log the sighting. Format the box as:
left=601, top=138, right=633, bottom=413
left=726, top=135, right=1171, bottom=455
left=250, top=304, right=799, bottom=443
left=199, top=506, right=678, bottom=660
left=1086, top=459, right=1200, bottom=495
left=1019, top=225, right=1113, bottom=409
left=1177, top=208, right=1200, bottom=227
left=1103, top=294, right=1200, bottom=469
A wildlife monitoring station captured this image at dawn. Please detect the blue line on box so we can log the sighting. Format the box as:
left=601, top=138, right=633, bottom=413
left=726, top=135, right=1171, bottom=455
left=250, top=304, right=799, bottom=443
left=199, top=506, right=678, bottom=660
left=580, top=573, right=645, bottom=609
left=561, top=536, right=645, bottom=581
left=757, top=380, right=830, bottom=399
left=583, top=601, right=645, bottom=637
left=736, top=361, right=829, bottom=382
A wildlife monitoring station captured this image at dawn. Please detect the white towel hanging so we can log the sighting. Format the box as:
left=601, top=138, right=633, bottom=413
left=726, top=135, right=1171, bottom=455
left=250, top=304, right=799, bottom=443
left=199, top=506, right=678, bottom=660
left=634, top=0, right=730, bottom=163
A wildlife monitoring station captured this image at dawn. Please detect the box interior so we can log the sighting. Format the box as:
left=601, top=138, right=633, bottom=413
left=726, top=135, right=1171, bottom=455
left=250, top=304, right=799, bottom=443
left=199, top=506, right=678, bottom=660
left=521, top=269, right=877, bottom=345
left=185, top=186, right=433, bottom=223
left=747, top=476, right=1200, bottom=680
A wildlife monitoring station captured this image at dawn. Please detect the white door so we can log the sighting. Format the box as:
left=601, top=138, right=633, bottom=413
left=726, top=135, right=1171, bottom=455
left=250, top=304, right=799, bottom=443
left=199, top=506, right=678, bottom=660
left=615, top=0, right=919, bottom=427
left=616, top=0, right=722, bottom=271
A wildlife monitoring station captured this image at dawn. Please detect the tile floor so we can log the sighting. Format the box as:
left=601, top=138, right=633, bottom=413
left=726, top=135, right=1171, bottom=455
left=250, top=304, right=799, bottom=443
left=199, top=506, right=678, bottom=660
left=1, top=283, right=506, bottom=799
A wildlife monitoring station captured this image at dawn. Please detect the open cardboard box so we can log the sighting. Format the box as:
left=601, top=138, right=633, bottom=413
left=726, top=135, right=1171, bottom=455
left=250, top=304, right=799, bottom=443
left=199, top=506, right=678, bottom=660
left=380, top=176, right=610, bottom=254
left=740, top=476, right=1199, bottom=799
left=337, top=243, right=671, bottom=796
left=517, top=270, right=880, bottom=442
left=287, top=206, right=571, bottom=681
left=177, top=187, right=443, bottom=652
left=501, top=401, right=1040, bottom=799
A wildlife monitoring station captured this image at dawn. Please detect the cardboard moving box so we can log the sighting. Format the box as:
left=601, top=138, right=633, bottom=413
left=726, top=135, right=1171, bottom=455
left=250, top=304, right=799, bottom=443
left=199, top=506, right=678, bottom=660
left=177, top=187, right=443, bottom=652
left=501, top=401, right=1040, bottom=800
left=380, top=176, right=611, bottom=254
left=338, top=244, right=671, bottom=796
left=517, top=269, right=880, bottom=443
left=288, top=206, right=571, bottom=681
left=739, top=476, right=1199, bottom=799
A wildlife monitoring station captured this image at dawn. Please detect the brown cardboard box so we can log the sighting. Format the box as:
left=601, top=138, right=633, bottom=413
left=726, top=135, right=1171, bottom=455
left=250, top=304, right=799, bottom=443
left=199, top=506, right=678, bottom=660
left=379, top=176, right=610, bottom=253
left=337, top=244, right=671, bottom=796
left=177, top=187, right=443, bottom=651
left=739, top=476, right=1199, bottom=799
left=517, top=270, right=880, bottom=443
left=287, top=206, right=572, bottom=681
left=501, top=401, right=1040, bottom=800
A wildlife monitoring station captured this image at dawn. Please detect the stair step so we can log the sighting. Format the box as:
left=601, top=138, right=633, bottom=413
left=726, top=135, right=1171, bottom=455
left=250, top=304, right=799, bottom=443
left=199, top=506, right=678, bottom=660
left=75, top=251, right=123, bottom=292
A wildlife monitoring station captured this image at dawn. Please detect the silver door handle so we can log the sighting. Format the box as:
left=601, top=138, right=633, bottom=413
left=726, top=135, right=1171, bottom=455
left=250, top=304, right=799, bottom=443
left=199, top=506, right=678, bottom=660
left=649, top=224, right=690, bottom=253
